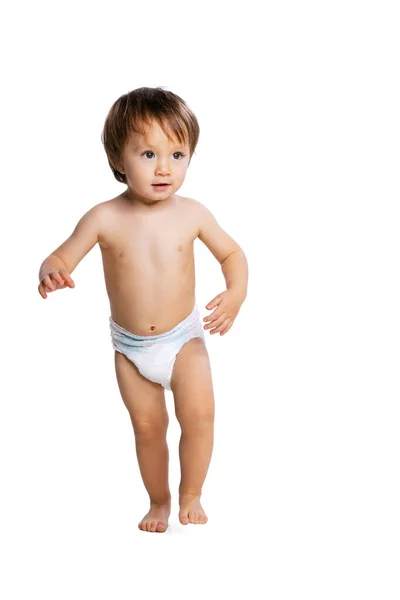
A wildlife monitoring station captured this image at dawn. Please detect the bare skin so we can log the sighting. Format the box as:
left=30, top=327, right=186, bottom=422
left=106, top=193, right=216, bottom=531
left=100, top=193, right=199, bottom=336
left=38, top=125, right=247, bottom=533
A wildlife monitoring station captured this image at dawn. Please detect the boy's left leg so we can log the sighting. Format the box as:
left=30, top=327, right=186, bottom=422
left=170, top=337, right=215, bottom=525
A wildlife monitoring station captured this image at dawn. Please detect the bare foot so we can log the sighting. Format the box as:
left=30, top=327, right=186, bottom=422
left=179, top=493, right=208, bottom=525
left=138, top=500, right=171, bottom=533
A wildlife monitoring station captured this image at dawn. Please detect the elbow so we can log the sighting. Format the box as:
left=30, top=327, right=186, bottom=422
left=221, top=247, right=244, bottom=265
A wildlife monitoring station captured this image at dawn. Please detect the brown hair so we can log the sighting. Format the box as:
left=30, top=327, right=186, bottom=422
left=101, top=86, right=200, bottom=184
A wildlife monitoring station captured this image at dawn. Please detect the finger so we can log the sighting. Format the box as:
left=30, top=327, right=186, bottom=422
left=54, top=276, right=68, bottom=289
left=204, top=314, right=226, bottom=330
left=50, top=271, right=64, bottom=285
left=203, top=308, right=219, bottom=323
left=40, top=282, right=49, bottom=298
left=55, top=274, right=71, bottom=289
left=220, top=321, right=233, bottom=336
left=211, top=318, right=231, bottom=335
left=42, top=275, right=56, bottom=291
left=60, top=270, right=75, bottom=287
left=38, top=282, right=47, bottom=299
left=206, top=296, right=222, bottom=310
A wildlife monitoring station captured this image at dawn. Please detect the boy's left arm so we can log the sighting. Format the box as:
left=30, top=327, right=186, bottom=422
left=194, top=200, right=248, bottom=336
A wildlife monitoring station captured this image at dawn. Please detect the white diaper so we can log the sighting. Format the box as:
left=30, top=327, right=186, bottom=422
left=109, top=304, right=206, bottom=390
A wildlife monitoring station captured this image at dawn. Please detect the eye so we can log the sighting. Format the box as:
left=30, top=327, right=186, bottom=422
left=142, top=151, right=186, bottom=159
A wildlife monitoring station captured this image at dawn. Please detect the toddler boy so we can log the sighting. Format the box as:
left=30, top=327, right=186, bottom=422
left=38, top=86, right=248, bottom=533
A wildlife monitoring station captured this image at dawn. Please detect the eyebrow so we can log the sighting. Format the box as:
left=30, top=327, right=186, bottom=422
left=133, top=140, right=188, bottom=150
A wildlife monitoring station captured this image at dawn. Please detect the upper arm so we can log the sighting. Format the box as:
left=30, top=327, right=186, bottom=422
left=193, top=199, right=242, bottom=264
left=51, top=203, right=105, bottom=274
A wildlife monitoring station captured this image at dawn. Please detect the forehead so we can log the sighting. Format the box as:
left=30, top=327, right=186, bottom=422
left=130, top=120, right=187, bottom=148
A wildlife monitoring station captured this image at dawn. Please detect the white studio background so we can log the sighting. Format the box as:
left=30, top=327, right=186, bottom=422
left=1, top=1, right=399, bottom=599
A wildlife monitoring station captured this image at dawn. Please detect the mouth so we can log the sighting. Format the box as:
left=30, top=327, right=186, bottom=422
left=152, top=184, right=171, bottom=190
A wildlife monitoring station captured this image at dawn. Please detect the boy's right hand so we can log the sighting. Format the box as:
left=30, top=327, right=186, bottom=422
left=38, top=269, right=75, bottom=299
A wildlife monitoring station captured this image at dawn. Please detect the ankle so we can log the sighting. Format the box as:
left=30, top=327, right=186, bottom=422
left=179, top=488, right=202, bottom=500
left=149, top=494, right=171, bottom=506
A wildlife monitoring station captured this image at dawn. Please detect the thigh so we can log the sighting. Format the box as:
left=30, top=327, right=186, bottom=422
left=114, top=350, right=168, bottom=432
left=170, top=337, right=215, bottom=425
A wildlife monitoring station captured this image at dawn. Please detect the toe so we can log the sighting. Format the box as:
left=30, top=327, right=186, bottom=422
left=179, top=512, right=189, bottom=525
left=150, top=521, right=157, bottom=532
left=139, top=518, right=146, bottom=531
left=156, top=522, right=168, bottom=533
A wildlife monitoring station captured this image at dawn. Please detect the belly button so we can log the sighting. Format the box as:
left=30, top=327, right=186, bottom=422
left=150, top=325, right=155, bottom=331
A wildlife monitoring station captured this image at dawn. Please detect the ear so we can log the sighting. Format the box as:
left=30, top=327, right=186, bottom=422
left=114, top=160, right=125, bottom=175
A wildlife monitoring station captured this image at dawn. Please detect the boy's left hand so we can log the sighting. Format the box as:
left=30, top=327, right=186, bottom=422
left=203, top=290, right=243, bottom=336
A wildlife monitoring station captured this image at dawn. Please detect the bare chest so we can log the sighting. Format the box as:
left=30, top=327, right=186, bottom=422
left=98, top=202, right=199, bottom=276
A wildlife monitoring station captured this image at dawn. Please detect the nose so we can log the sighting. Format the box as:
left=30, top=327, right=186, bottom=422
left=155, top=157, right=171, bottom=176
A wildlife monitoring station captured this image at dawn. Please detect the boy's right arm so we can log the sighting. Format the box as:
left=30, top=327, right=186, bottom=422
left=38, top=203, right=104, bottom=299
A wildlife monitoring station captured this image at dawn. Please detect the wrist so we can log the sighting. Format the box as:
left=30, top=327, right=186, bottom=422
left=39, top=254, right=67, bottom=281
left=227, top=286, right=247, bottom=303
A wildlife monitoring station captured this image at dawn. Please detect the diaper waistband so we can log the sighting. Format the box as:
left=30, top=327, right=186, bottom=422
left=109, top=304, right=201, bottom=342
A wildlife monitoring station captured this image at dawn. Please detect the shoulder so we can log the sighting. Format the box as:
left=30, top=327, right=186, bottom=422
left=177, top=196, right=206, bottom=238
left=95, top=196, right=120, bottom=216
left=181, top=195, right=206, bottom=212
left=181, top=196, right=220, bottom=235
left=93, top=195, right=128, bottom=226
left=86, top=197, right=120, bottom=248
left=179, top=195, right=215, bottom=228
left=82, top=200, right=111, bottom=232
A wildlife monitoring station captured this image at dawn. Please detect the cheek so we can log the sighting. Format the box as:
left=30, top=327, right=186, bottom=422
left=131, top=161, right=151, bottom=176
left=176, top=161, right=189, bottom=174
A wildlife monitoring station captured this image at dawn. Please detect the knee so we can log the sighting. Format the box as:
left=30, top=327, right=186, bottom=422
left=132, top=418, right=169, bottom=439
left=176, top=408, right=215, bottom=433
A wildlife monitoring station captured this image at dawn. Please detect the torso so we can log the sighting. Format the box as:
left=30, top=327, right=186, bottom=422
left=98, top=193, right=200, bottom=336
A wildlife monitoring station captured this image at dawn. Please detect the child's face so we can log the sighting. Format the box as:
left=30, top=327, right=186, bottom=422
left=118, top=120, right=191, bottom=203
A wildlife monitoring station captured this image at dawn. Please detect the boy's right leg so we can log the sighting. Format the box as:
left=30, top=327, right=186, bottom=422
left=114, top=350, right=171, bottom=533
